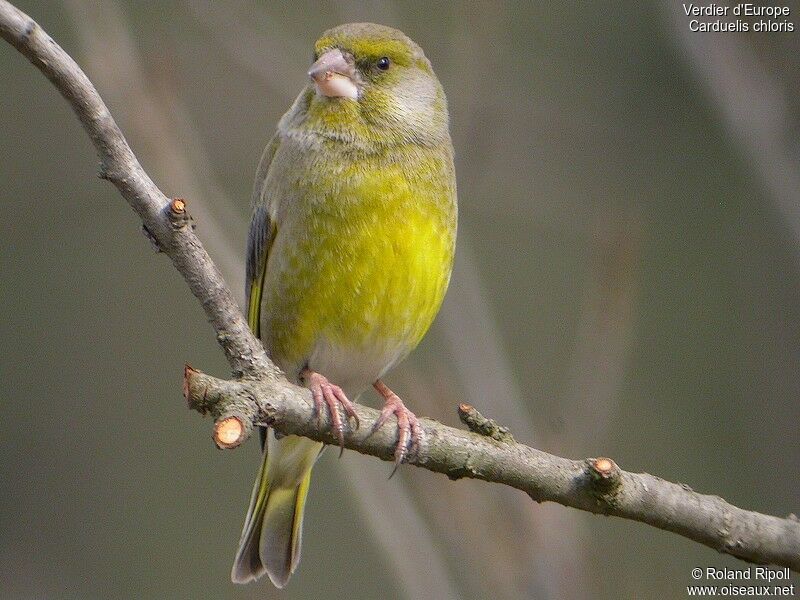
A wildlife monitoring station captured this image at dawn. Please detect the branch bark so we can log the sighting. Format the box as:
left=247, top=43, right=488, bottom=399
left=2, top=0, right=798, bottom=573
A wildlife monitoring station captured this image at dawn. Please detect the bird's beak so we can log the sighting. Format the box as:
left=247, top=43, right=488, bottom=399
left=308, top=49, right=359, bottom=100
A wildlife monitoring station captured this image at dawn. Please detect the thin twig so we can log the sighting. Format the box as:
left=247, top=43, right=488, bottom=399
left=1, top=0, right=798, bottom=572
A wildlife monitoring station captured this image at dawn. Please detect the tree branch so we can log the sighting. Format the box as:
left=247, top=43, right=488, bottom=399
left=183, top=366, right=800, bottom=571
left=2, top=0, right=798, bottom=573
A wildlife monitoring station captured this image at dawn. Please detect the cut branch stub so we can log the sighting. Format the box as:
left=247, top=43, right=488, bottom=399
left=184, top=365, right=256, bottom=449
left=586, top=456, right=622, bottom=508
left=171, top=198, right=186, bottom=214
left=588, top=457, right=621, bottom=487
left=168, top=197, right=193, bottom=230
left=214, top=415, right=248, bottom=449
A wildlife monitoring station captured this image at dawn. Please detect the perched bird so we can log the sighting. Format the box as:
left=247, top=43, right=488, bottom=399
left=232, top=23, right=457, bottom=588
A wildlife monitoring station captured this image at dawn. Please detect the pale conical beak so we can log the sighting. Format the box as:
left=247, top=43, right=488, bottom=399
left=308, top=48, right=359, bottom=100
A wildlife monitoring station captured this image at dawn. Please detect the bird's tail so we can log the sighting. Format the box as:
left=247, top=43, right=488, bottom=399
left=231, top=431, right=322, bottom=588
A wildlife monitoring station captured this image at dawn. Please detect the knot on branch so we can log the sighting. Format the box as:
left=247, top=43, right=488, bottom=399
left=457, top=404, right=515, bottom=443
left=183, top=365, right=256, bottom=449
left=21, top=19, right=35, bottom=41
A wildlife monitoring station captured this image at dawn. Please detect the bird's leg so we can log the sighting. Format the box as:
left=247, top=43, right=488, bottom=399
left=300, top=368, right=359, bottom=454
left=371, top=379, right=423, bottom=469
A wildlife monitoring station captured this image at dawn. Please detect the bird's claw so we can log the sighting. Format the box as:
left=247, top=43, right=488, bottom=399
left=302, top=369, right=359, bottom=456
left=371, top=380, right=423, bottom=475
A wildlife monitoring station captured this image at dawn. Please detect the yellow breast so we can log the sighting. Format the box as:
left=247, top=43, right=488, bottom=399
left=261, top=145, right=456, bottom=388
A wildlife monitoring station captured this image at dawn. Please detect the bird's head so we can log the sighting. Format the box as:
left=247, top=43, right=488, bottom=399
left=297, top=23, right=449, bottom=147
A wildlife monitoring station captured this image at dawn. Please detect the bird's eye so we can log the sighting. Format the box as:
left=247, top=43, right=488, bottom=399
left=376, top=57, right=391, bottom=71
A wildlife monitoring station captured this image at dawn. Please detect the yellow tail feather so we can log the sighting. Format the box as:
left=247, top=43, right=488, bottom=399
left=231, top=432, right=321, bottom=587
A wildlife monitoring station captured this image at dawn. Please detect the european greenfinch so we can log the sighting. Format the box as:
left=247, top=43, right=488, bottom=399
left=232, top=22, right=457, bottom=587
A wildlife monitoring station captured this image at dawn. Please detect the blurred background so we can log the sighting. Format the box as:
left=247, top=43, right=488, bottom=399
left=1, top=1, right=799, bottom=598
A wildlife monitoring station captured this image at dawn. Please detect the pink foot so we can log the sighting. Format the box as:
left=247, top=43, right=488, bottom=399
left=371, top=380, right=423, bottom=470
left=301, top=368, right=359, bottom=454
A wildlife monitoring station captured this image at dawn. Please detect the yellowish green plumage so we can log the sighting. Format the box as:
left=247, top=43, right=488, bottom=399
left=264, top=150, right=454, bottom=371
left=232, top=23, right=457, bottom=588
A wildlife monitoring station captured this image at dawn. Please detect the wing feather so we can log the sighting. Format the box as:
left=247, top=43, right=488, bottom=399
left=246, top=134, right=280, bottom=338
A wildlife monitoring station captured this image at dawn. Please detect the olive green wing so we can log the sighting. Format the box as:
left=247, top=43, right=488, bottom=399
left=246, top=134, right=280, bottom=338
left=235, top=134, right=321, bottom=587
